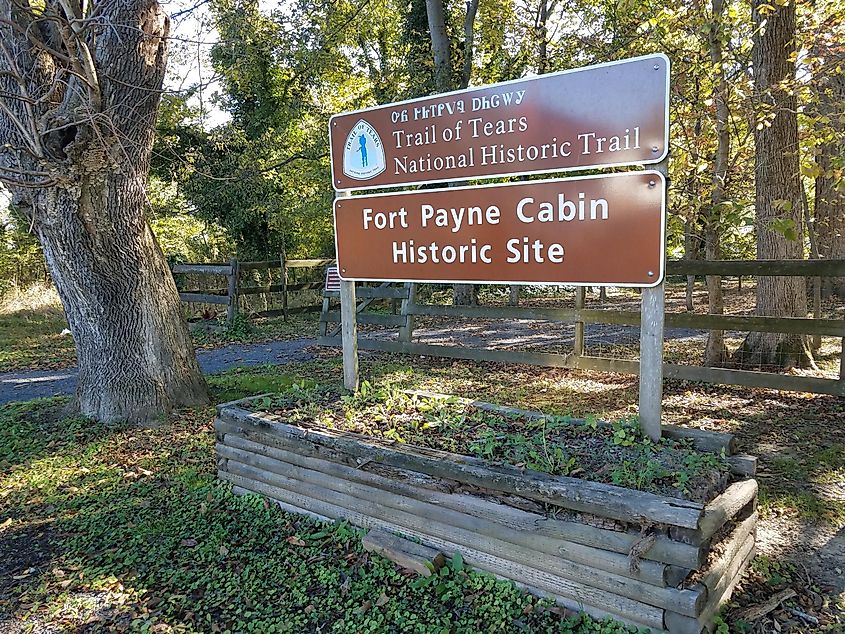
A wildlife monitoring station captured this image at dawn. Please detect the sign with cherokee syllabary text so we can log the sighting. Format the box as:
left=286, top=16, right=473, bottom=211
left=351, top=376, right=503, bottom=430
left=329, top=54, right=669, bottom=191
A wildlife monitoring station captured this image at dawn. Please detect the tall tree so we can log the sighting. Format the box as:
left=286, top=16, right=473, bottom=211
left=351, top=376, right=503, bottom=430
left=425, top=0, right=479, bottom=306
left=736, top=0, right=812, bottom=367
left=426, top=0, right=452, bottom=91
left=0, top=0, right=209, bottom=422
left=703, top=0, right=729, bottom=365
left=812, top=30, right=845, bottom=298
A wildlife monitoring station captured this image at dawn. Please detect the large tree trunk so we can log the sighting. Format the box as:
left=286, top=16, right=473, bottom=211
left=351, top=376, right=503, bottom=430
left=37, top=180, right=208, bottom=422
left=735, top=0, right=812, bottom=368
left=536, top=0, right=549, bottom=75
left=703, top=0, right=728, bottom=366
left=0, top=0, right=209, bottom=423
left=814, top=47, right=845, bottom=299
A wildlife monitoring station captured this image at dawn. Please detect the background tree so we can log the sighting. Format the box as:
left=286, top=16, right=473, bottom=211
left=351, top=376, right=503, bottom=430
left=808, top=20, right=845, bottom=299
left=425, top=0, right=479, bottom=305
left=735, top=0, right=813, bottom=368
left=703, top=0, right=729, bottom=366
left=0, top=0, right=209, bottom=422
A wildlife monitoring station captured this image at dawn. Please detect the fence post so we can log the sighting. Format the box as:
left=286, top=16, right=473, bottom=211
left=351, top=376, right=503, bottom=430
left=399, top=283, right=417, bottom=343
left=227, top=257, right=239, bottom=326
left=281, top=251, right=289, bottom=322
left=639, top=284, right=665, bottom=441
left=840, top=338, right=845, bottom=391
left=574, top=287, right=586, bottom=357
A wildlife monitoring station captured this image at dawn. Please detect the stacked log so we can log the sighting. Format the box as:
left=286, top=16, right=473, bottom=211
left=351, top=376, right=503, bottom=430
left=215, top=396, right=758, bottom=633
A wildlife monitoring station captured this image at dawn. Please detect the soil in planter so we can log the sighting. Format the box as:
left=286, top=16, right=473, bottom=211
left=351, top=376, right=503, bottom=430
left=248, top=383, right=732, bottom=504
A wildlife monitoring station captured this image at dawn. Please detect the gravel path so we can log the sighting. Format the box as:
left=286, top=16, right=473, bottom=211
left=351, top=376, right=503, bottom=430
left=0, top=319, right=704, bottom=404
left=0, top=321, right=708, bottom=405
left=0, top=339, right=316, bottom=405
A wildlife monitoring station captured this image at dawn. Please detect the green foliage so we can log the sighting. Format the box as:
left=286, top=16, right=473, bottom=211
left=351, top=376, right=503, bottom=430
left=223, top=312, right=254, bottom=340
left=148, top=205, right=229, bottom=265
left=254, top=382, right=731, bottom=501
left=750, top=555, right=796, bottom=587
left=0, top=398, right=645, bottom=634
left=205, top=365, right=303, bottom=402
left=0, top=205, right=45, bottom=296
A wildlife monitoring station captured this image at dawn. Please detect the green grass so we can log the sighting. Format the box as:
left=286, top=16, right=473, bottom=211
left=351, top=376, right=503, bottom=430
left=191, top=313, right=319, bottom=349
left=0, top=308, right=319, bottom=373
left=0, top=375, right=647, bottom=633
left=0, top=308, right=76, bottom=372
left=757, top=444, right=845, bottom=525
left=2, top=359, right=844, bottom=631
left=206, top=364, right=305, bottom=403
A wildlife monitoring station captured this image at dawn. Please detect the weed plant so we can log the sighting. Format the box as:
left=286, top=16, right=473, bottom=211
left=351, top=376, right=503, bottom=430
left=251, top=382, right=731, bottom=502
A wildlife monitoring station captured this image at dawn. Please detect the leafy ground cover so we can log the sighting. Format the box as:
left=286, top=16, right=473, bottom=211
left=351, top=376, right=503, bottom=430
left=0, top=376, right=647, bottom=633
left=190, top=313, right=319, bottom=350
left=1, top=354, right=843, bottom=632
left=249, top=384, right=730, bottom=502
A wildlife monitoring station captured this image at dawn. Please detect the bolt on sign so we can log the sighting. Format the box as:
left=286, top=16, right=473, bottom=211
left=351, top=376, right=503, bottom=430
left=329, top=54, right=669, bottom=191
left=333, top=171, right=666, bottom=287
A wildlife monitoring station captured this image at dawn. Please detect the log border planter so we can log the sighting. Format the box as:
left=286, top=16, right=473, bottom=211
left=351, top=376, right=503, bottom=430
left=215, top=394, right=759, bottom=634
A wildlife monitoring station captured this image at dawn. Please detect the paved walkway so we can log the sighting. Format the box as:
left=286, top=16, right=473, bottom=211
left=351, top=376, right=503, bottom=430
left=0, top=339, right=316, bottom=405
left=0, top=321, right=708, bottom=405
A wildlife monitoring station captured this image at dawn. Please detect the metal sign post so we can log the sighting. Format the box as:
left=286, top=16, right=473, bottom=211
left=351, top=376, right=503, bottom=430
left=336, top=190, right=359, bottom=390
left=638, top=159, right=669, bottom=441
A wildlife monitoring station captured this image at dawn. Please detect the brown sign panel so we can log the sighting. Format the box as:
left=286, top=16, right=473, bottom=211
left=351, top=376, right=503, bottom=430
left=329, top=54, right=669, bottom=192
left=334, top=171, right=666, bottom=287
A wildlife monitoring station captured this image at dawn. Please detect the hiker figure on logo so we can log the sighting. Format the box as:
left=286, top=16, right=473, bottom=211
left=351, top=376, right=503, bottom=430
left=341, top=119, right=385, bottom=180
left=357, top=134, right=368, bottom=167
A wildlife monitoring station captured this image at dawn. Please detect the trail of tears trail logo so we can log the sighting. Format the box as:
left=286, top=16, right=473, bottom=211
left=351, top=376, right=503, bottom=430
left=342, top=120, right=386, bottom=180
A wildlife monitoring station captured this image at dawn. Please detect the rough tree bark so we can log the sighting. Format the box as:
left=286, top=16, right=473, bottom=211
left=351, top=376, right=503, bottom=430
left=735, top=0, right=812, bottom=368
left=813, top=39, right=845, bottom=299
left=536, top=0, right=549, bottom=75
left=703, top=0, right=728, bottom=366
left=0, top=0, right=209, bottom=423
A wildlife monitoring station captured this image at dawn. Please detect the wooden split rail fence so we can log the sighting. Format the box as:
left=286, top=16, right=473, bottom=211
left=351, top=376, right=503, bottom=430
left=171, top=258, right=335, bottom=325
left=318, top=259, right=845, bottom=396
left=216, top=393, right=759, bottom=633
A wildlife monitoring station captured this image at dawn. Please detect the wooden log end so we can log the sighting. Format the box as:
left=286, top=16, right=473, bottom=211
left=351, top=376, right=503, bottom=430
left=665, top=565, right=692, bottom=588
left=672, top=479, right=759, bottom=544
left=362, top=529, right=447, bottom=577
left=727, top=455, right=757, bottom=477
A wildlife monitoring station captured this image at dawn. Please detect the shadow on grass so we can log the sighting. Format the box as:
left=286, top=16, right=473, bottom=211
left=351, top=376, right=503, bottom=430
left=0, top=308, right=75, bottom=372
left=0, top=395, right=638, bottom=634
left=0, top=398, right=124, bottom=480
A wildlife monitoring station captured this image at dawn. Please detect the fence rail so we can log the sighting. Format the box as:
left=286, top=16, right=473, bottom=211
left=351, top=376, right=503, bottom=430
left=318, top=259, right=845, bottom=396
left=667, top=259, right=845, bottom=276
left=171, top=257, right=335, bottom=325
